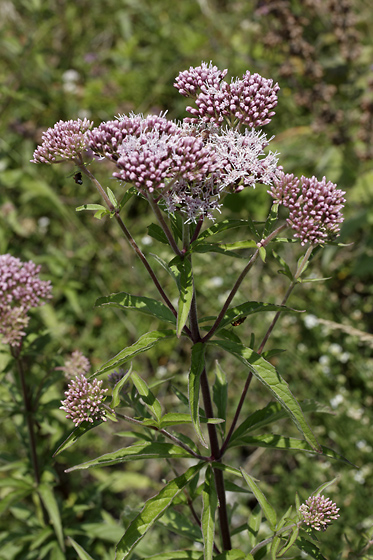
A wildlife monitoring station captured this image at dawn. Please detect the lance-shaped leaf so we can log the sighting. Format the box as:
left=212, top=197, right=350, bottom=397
left=38, top=484, right=65, bottom=551
left=213, top=361, right=227, bottom=435
left=53, top=418, right=104, bottom=457
left=248, top=503, right=262, bottom=548
left=95, top=292, right=176, bottom=325
left=65, top=442, right=193, bottom=472
left=228, top=434, right=353, bottom=465
left=208, top=339, right=321, bottom=452
left=191, top=243, right=246, bottom=259
left=177, top=258, right=194, bottom=337
left=214, top=550, right=253, bottom=560
left=131, top=371, right=162, bottom=423
left=202, top=466, right=218, bottom=560
left=90, top=330, right=175, bottom=378
left=212, top=301, right=297, bottom=333
left=295, top=537, right=327, bottom=560
left=115, top=463, right=204, bottom=560
left=147, top=223, right=169, bottom=244
left=111, top=366, right=132, bottom=409
left=230, top=400, right=333, bottom=444
left=189, top=343, right=207, bottom=447
left=195, top=218, right=259, bottom=243
left=68, top=538, right=95, bottom=560
left=241, top=469, right=277, bottom=530
left=150, top=253, right=181, bottom=289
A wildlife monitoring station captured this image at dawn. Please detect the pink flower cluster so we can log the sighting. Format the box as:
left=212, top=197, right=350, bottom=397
left=31, top=118, right=93, bottom=163
left=269, top=171, right=346, bottom=245
left=174, top=62, right=280, bottom=128
left=60, top=374, right=108, bottom=426
left=0, top=254, right=52, bottom=346
left=61, top=350, right=91, bottom=379
left=299, top=495, right=340, bottom=531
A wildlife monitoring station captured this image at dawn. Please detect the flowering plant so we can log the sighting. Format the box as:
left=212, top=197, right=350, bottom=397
left=29, top=61, right=346, bottom=559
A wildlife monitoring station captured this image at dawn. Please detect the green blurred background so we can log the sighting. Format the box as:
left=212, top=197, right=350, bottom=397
left=1, top=0, right=373, bottom=558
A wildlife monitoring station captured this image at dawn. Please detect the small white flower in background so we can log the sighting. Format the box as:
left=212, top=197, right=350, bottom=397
left=304, top=314, right=319, bottom=329
left=141, top=235, right=153, bottom=246
left=330, top=394, right=344, bottom=408
left=329, top=343, right=342, bottom=355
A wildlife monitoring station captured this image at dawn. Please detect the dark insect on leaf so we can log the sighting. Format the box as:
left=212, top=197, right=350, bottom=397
left=231, top=316, right=247, bottom=327
left=74, top=172, right=83, bottom=185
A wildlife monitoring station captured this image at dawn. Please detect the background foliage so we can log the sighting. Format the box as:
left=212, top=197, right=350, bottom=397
left=1, top=0, right=372, bottom=558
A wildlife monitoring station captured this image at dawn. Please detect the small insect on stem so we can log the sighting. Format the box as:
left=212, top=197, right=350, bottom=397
left=231, top=316, right=247, bottom=327
left=73, top=171, right=83, bottom=185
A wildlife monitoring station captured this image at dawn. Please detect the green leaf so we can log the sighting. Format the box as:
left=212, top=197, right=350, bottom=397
left=177, top=258, right=194, bottom=337
left=218, top=240, right=258, bottom=251
left=295, top=536, right=327, bottom=560
left=263, top=203, right=279, bottom=238
left=259, top=246, right=266, bottom=262
left=241, top=469, right=277, bottom=530
left=313, top=477, right=339, bottom=497
left=53, top=418, right=104, bottom=457
left=213, top=361, right=228, bottom=435
left=68, top=537, right=96, bottom=560
left=131, top=371, right=162, bottom=423
left=148, top=223, right=169, bottom=244
left=202, top=466, right=218, bottom=560
left=115, top=463, right=204, bottom=560
left=0, top=488, right=33, bottom=515
left=210, top=301, right=295, bottom=333
left=278, top=526, right=299, bottom=557
left=196, top=219, right=258, bottom=242
left=76, top=203, right=107, bottom=212
left=91, top=330, right=176, bottom=377
left=228, top=434, right=352, bottom=464
left=95, top=292, right=176, bottom=325
left=111, top=365, right=132, bottom=408
left=248, top=503, right=262, bottom=548
left=144, top=552, right=202, bottom=560
left=209, top=340, right=321, bottom=452
left=66, top=442, right=193, bottom=472
left=189, top=343, right=207, bottom=447
left=149, top=253, right=181, bottom=288
left=38, top=484, right=65, bottom=551
left=119, top=186, right=137, bottom=210
left=157, top=508, right=203, bottom=543
left=107, top=187, right=118, bottom=207
left=192, top=243, right=246, bottom=259
left=159, top=412, right=192, bottom=428
left=270, top=534, right=281, bottom=560
left=230, top=400, right=332, bottom=444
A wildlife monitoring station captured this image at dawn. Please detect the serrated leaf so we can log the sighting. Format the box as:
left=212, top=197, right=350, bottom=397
left=91, top=330, right=176, bottom=378
left=177, top=258, right=194, bottom=337
left=111, top=365, right=132, bottom=408
left=68, top=537, right=95, bottom=560
left=53, top=418, right=104, bottom=457
left=76, top=203, right=107, bottom=212
left=202, top=467, right=218, bottom=560
left=66, top=442, right=193, bottom=472
left=115, top=463, right=204, bottom=560
left=241, top=469, right=277, bottom=530
left=131, top=371, right=162, bottom=423
left=209, top=340, right=321, bottom=452
left=38, top=484, right=65, bottom=551
left=189, top=343, right=207, bottom=447
left=248, top=503, right=262, bottom=548
left=95, top=292, right=176, bottom=325
left=213, top=361, right=227, bottom=435
left=295, top=536, right=328, bottom=560
left=107, top=187, right=118, bottom=207
left=148, top=223, right=169, bottom=244
left=228, top=434, right=352, bottom=464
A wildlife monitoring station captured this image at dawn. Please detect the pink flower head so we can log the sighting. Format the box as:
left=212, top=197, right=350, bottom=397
left=31, top=118, right=93, bottom=164
left=269, top=172, right=346, bottom=245
left=60, top=374, right=109, bottom=426
left=0, top=254, right=52, bottom=346
left=174, top=61, right=228, bottom=98
left=299, top=495, right=340, bottom=531
left=61, top=350, right=91, bottom=380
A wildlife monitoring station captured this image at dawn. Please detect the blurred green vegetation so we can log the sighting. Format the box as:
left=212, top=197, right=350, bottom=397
left=1, top=0, right=373, bottom=558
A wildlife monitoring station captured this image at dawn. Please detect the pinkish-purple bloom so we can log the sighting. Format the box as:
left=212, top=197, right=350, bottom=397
left=299, top=495, right=340, bottom=531
left=31, top=118, right=93, bottom=164
left=0, top=254, right=52, bottom=346
left=60, top=374, right=109, bottom=426
left=174, top=61, right=228, bottom=98
left=269, top=172, right=346, bottom=245
left=61, top=350, right=91, bottom=380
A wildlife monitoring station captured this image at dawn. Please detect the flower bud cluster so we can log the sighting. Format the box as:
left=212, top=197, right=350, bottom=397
left=299, top=495, right=340, bottom=531
left=61, top=350, right=91, bottom=380
left=269, top=172, right=346, bottom=245
left=175, top=65, right=280, bottom=128
left=31, top=118, right=93, bottom=163
left=60, top=374, right=109, bottom=426
left=0, top=254, right=52, bottom=346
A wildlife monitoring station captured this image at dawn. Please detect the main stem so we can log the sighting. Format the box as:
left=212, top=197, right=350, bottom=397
left=13, top=348, right=41, bottom=485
